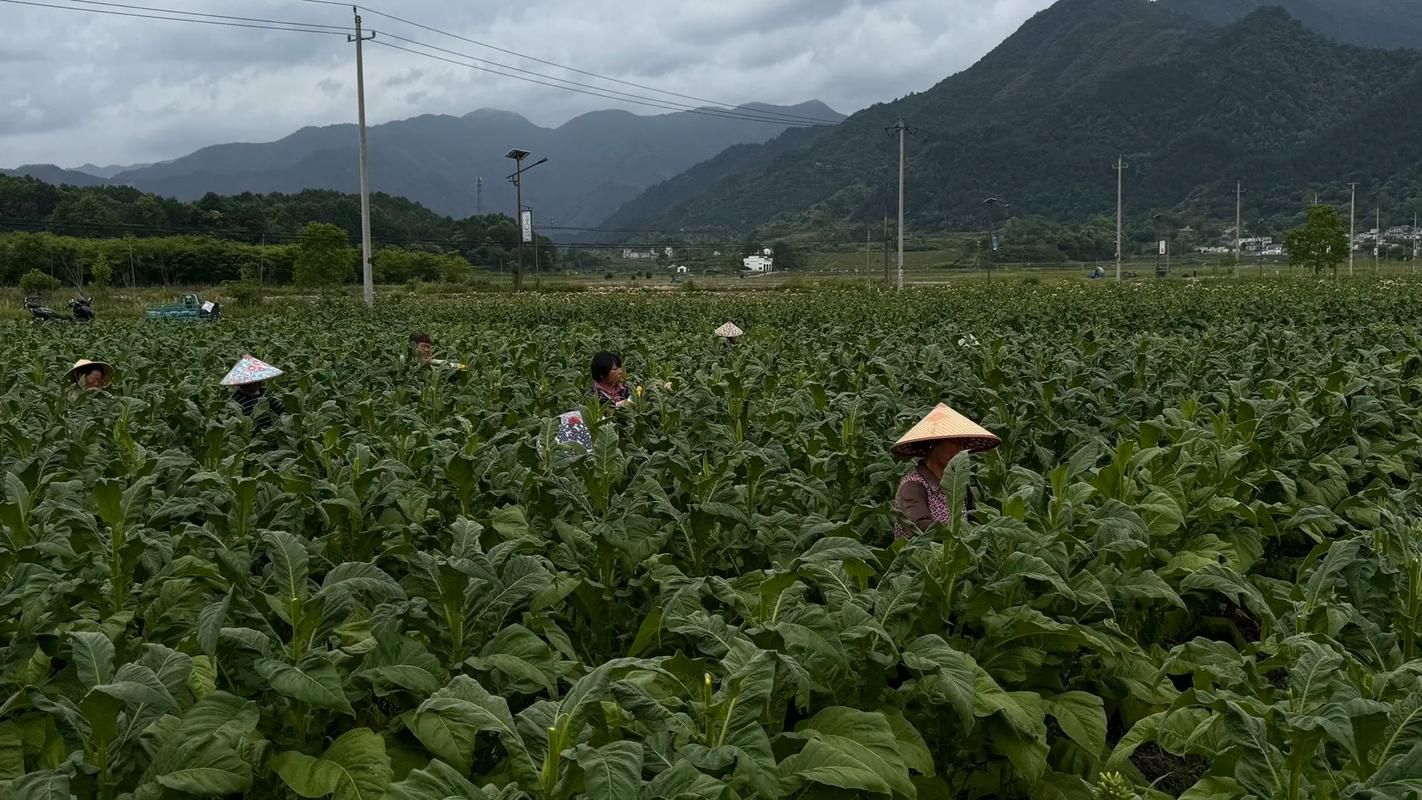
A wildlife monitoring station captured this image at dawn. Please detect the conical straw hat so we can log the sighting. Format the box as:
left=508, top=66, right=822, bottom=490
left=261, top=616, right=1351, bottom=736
left=66, top=359, right=114, bottom=383
left=220, top=354, right=284, bottom=386
left=891, top=403, right=1000, bottom=460
left=715, top=321, right=744, bottom=338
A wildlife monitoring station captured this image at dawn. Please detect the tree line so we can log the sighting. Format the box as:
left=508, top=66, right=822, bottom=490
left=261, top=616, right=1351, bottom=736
left=0, top=175, right=559, bottom=288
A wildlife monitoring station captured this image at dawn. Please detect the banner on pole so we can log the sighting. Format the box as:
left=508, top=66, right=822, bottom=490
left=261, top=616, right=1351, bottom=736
left=991, top=235, right=1000, bottom=253
left=1159, top=240, right=1167, bottom=256
left=520, top=210, right=534, bottom=243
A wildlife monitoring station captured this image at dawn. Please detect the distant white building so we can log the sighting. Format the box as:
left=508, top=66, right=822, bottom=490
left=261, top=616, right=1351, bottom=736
left=622, top=248, right=657, bottom=260
left=743, top=255, right=774, bottom=273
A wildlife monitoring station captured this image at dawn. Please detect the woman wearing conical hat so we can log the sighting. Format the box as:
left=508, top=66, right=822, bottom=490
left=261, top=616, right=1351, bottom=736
left=66, top=359, right=114, bottom=401
left=222, top=355, right=286, bottom=431
left=715, top=321, right=743, bottom=346
left=891, top=404, right=999, bottom=538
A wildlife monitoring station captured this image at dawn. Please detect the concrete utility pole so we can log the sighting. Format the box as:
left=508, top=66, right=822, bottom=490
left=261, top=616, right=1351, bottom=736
left=888, top=119, right=910, bottom=291
left=350, top=8, right=375, bottom=307
left=1376, top=207, right=1382, bottom=272
left=1115, top=156, right=1128, bottom=281
left=475, top=177, right=483, bottom=215
left=1349, top=183, right=1358, bottom=276
left=1235, top=181, right=1243, bottom=278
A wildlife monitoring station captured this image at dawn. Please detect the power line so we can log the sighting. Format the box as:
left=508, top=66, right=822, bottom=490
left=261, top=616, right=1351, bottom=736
left=62, top=0, right=350, bottom=31
left=375, top=31, right=837, bottom=128
left=0, top=0, right=351, bottom=34
left=291, top=0, right=841, bottom=126
left=371, top=40, right=836, bottom=128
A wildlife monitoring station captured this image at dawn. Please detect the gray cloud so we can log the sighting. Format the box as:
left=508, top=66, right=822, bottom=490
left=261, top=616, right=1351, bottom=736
left=0, top=0, right=1054, bottom=167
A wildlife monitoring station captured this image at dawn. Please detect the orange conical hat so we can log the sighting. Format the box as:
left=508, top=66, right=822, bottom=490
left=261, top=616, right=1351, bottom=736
left=891, top=403, right=1000, bottom=460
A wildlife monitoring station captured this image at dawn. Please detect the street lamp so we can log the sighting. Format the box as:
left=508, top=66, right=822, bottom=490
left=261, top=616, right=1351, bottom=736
left=982, top=197, right=1010, bottom=280
left=505, top=148, right=548, bottom=291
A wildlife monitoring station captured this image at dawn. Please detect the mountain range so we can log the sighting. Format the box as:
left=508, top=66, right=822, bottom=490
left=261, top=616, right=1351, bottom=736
left=5, top=0, right=1420, bottom=244
left=610, top=0, right=1422, bottom=239
left=3, top=102, right=842, bottom=231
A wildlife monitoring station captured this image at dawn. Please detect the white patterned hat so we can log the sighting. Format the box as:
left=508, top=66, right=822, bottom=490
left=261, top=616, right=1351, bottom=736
left=220, top=355, right=284, bottom=386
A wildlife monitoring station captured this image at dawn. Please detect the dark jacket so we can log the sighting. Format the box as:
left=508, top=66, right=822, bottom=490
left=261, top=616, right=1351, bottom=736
left=234, top=390, right=285, bottom=431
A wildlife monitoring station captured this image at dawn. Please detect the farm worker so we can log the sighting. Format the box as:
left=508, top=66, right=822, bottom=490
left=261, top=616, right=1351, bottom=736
left=408, top=332, right=466, bottom=376
left=221, top=354, right=286, bottom=431
left=66, top=359, right=113, bottom=400
left=715, top=321, right=744, bottom=346
left=409, top=332, right=435, bottom=366
left=589, top=351, right=631, bottom=409
left=891, top=403, right=999, bottom=538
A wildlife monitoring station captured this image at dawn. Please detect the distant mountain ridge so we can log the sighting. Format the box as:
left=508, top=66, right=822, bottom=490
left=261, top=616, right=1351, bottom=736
left=605, top=0, right=1422, bottom=238
left=1160, top=0, right=1422, bottom=49
left=3, top=101, right=843, bottom=231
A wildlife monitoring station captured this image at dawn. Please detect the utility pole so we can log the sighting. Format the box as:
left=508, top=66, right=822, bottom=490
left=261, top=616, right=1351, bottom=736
left=865, top=227, right=870, bottom=280
left=1376, top=207, right=1382, bottom=272
left=888, top=119, right=910, bottom=291
left=350, top=7, right=375, bottom=307
left=1115, top=156, right=1127, bottom=281
left=882, top=204, right=889, bottom=287
left=1235, top=181, right=1243, bottom=279
left=505, top=149, right=547, bottom=291
left=475, top=177, right=483, bottom=216
left=1349, top=183, right=1358, bottom=276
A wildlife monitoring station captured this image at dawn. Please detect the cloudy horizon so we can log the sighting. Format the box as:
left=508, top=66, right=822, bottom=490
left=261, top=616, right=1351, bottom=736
left=1, top=0, right=1054, bottom=169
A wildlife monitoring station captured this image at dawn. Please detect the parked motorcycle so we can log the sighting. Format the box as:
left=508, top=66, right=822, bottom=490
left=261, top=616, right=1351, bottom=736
left=68, top=296, right=95, bottom=323
left=24, top=295, right=69, bottom=324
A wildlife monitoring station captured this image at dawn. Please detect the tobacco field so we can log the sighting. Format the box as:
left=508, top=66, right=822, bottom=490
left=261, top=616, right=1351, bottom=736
left=0, top=282, right=1420, bottom=800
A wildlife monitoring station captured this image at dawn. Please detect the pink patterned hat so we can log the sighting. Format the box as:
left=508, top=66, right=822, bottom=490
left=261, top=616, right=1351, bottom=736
left=220, top=355, right=284, bottom=386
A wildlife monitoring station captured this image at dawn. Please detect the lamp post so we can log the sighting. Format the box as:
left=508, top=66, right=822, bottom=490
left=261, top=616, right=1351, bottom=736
left=982, top=197, right=1008, bottom=281
left=505, top=148, right=548, bottom=291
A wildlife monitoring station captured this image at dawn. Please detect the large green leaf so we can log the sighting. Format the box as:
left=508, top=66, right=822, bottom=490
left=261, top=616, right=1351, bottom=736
left=380, top=757, right=486, bottom=800
left=256, top=656, right=354, bottom=715
left=1044, top=692, right=1107, bottom=758
left=69, top=631, right=114, bottom=690
left=778, top=738, right=892, bottom=796
left=409, top=675, right=536, bottom=784
left=903, top=635, right=976, bottom=725
left=576, top=741, right=643, bottom=800
left=271, top=728, right=392, bottom=800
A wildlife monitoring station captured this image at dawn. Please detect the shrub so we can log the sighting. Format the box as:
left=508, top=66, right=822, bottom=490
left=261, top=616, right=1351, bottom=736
left=19, top=268, right=60, bottom=296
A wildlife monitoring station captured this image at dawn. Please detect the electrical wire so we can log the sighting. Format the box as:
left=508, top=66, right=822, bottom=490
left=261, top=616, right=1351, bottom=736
left=61, top=0, right=351, bottom=31
left=0, top=0, right=351, bottom=34
left=375, top=31, right=837, bottom=128
left=290, top=0, right=841, bottom=126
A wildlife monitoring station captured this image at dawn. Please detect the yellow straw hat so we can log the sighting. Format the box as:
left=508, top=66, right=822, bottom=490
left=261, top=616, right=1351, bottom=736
left=715, top=322, right=744, bottom=338
left=891, top=403, right=1000, bottom=461
left=66, top=359, right=114, bottom=384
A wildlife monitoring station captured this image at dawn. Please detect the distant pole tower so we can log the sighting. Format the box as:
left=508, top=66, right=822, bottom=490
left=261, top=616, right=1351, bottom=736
left=476, top=177, right=483, bottom=216
left=1114, top=156, right=1128, bottom=281
left=1349, top=183, right=1359, bottom=276
left=1376, top=206, right=1382, bottom=272
left=1235, top=181, right=1243, bottom=279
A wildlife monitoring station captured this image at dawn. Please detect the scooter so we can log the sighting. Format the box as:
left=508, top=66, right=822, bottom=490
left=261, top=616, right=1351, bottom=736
left=69, top=296, right=95, bottom=323
left=24, top=295, right=70, bottom=324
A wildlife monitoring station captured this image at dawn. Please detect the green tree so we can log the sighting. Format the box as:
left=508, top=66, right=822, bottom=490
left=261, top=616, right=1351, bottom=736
left=1285, top=205, right=1349, bottom=276
left=293, top=223, right=353, bottom=293
left=90, top=253, right=113, bottom=292
left=19, top=268, right=60, bottom=295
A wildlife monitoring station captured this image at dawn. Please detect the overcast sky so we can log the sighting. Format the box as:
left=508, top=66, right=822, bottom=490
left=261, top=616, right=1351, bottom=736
left=0, top=0, right=1054, bottom=168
